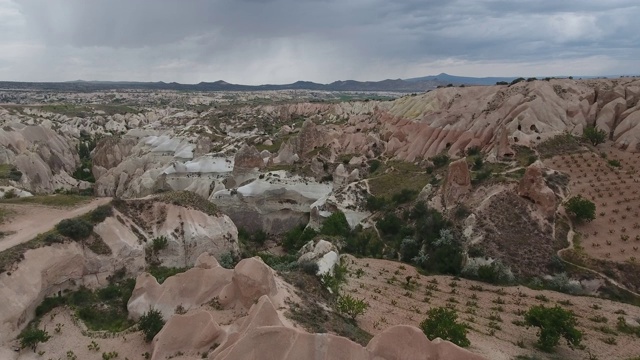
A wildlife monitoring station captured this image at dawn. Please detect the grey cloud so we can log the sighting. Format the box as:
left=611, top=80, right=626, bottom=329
left=2, top=0, right=639, bottom=83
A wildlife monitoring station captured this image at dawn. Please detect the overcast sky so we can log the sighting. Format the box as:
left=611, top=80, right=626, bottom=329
left=0, top=0, right=638, bottom=84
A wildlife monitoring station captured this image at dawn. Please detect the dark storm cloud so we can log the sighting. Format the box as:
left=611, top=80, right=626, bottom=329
left=1, top=0, right=638, bottom=82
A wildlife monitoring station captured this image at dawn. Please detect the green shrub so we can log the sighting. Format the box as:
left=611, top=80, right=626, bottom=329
left=608, top=159, right=621, bottom=168
left=524, top=305, right=582, bottom=352
left=376, top=213, right=401, bottom=236
left=218, top=252, right=236, bottom=269
left=369, top=159, right=381, bottom=173
left=335, top=294, right=369, bottom=320
left=320, top=211, right=350, bottom=237
left=55, top=218, right=93, bottom=240
left=392, top=189, right=418, bottom=204
left=365, top=196, right=387, bottom=211
left=90, top=204, right=113, bottom=223
left=282, top=225, right=317, bottom=253
left=151, top=236, right=169, bottom=252
left=18, top=327, right=50, bottom=352
left=420, top=307, right=470, bottom=347
left=466, top=147, right=481, bottom=156
left=139, top=308, right=165, bottom=342
left=583, top=125, right=607, bottom=146
left=564, top=195, right=596, bottom=222
left=430, top=154, right=450, bottom=168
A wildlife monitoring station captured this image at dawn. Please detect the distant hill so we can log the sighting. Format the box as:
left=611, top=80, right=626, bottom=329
left=405, top=73, right=517, bottom=86
left=1, top=73, right=630, bottom=93
left=0, top=77, right=447, bottom=93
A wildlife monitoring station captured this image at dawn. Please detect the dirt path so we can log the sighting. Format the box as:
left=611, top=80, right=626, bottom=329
left=557, top=222, right=640, bottom=298
left=0, top=197, right=112, bottom=252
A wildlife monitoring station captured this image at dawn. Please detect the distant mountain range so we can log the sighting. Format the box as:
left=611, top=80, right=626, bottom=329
left=0, top=73, right=624, bottom=93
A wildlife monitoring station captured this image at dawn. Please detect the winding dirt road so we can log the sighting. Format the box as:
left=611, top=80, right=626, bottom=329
left=0, top=197, right=112, bottom=252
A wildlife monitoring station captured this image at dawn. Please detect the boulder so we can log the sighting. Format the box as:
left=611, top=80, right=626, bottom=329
left=297, top=239, right=339, bottom=275
left=517, top=161, right=557, bottom=218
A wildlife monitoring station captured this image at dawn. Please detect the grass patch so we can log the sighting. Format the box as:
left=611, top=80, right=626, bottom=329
left=35, top=278, right=136, bottom=333
left=86, top=233, right=112, bottom=256
left=0, top=206, right=15, bottom=224
left=0, top=232, right=48, bottom=273
left=513, top=145, right=538, bottom=167
left=536, top=133, right=583, bottom=159
left=368, top=161, right=430, bottom=199
left=148, top=266, right=187, bottom=284
left=0, top=195, right=93, bottom=207
left=0, top=164, right=22, bottom=181
left=155, top=191, right=218, bottom=216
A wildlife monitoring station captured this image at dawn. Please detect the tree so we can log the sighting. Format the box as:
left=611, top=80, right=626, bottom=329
left=138, top=308, right=165, bottom=342
left=583, top=125, right=607, bottom=146
left=55, top=218, right=94, bottom=240
left=18, top=327, right=51, bottom=352
left=420, top=307, right=470, bottom=347
left=524, top=305, right=582, bottom=352
left=335, top=294, right=369, bottom=320
left=564, top=195, right=596, bottom=222
left=320, top=211, right=350, bottom=237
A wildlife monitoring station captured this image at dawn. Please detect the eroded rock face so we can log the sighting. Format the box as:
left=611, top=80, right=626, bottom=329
left=0, top=124, right=82, bottom=193
left=517, top=161, right=557, bottom=218
left=443, top=158, right=471, bottom=208
left=113, top=199, right=239, bottom=268
left=0, top=199, right=238, bottom=343
left=127, top=256, right=279, bottom=320
left=151, top=310, right=223, bottom=360
left=149, top=294, right=485, bottom=360
left=211, top=171, right=332, bottom=234
left=233, top=144, right=264, bottom=170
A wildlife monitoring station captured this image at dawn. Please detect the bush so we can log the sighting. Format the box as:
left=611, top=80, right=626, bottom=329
left=218, top=251, right=236, bottom=269
left=369, top=159, right=381, bottom=173
left=524, top=305, right=582, bottom=352
left=392, top=189, right=418, bottom=204
left=335, top=294, right=369, bottom=320
left=509, top=77, right=525, bottom=86
left=376, top=213, right=402, bottom=236
left=18, top=327, right=51, bottom=352
left=466, top=146, right=481, bottom=156
left=282, top=225, right=317, bottom=253
left=400, top=238, right=420, bottom=263
left=420, top=307, right=470, bottom=347
left=365, top=195, right=386, bottom=211
left=564, top=195, right=595, bottom=222
left=90, top=204, right=113, bottom=223
left=608, top=159, right=621, bottom=168
left=430, top=154, right=450, bottom=168
left=583, top=125, right=607, bottom=146
left=3, top=188, right=18, bottom=199
left=56, top=218, right=93, bottom=240
left=151, top=236, right=168, bottom=252
left=320, top=211, right=350, bottom=237
left=139, top=308, right=165, bottom=342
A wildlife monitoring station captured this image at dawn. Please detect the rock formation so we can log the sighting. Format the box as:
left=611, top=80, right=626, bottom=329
left=211, top=171, right=332, bottom=234
left=443, top=158, right=471, bottom=208
left=0, top=198, right=238, bottom=343
left=517, top=161, right=558, bottom=218
left=150, top=294, right=485, bottom=360
left=297, top=239, right=339, bottom=275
